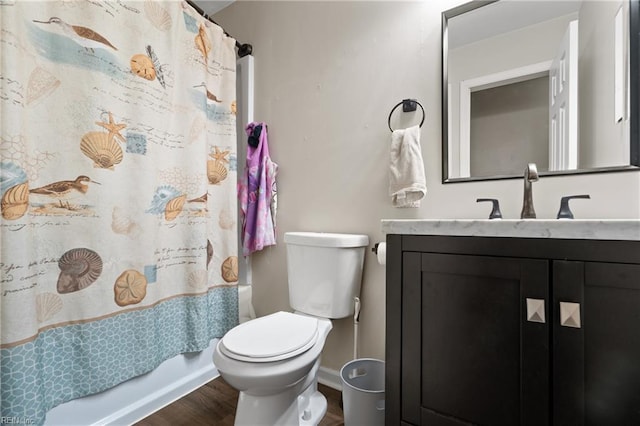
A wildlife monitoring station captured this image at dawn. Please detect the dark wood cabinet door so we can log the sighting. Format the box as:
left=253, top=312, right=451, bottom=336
left=386, top=236, right=640, bottom=426
left=402, top=253, right=549, bottom=426
left=553, top=261, right=640, bottom=426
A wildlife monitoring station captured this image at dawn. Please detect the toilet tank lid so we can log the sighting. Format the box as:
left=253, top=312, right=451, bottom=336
left=284, top=232, right=369, bottom=248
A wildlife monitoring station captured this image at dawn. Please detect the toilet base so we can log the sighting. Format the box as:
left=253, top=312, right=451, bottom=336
left=297, top=381, right=328, bottom=426
left=233, top=363, right=327, bottom=426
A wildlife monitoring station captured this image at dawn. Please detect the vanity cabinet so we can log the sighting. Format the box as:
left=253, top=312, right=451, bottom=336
left=385, top=234, right=640, bottom=426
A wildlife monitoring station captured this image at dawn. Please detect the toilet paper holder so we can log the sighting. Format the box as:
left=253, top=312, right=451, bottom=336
left=372, top=242, right=387, bottom=266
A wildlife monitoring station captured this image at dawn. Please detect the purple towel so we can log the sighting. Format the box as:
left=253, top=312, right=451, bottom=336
left=238, top=122, right=278, bottom=256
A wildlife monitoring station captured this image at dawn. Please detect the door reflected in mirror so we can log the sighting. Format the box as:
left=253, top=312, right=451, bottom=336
left=442, top=0, right=640, bottom=182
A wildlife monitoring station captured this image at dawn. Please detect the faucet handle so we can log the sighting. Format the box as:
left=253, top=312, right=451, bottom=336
left=477, top=198, right=503, bottom=219
left=557, top=194, right=591, bottom=219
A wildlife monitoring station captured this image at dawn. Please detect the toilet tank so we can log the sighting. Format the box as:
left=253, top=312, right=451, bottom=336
left=284, top=232, right=369, bottom=319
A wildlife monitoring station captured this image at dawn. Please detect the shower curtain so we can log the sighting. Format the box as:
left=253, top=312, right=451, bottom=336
left=0, top=1, right=238, bottom=423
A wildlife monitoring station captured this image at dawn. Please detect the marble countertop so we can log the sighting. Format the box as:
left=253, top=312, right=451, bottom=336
left=381, top=219, right=640, bottom=241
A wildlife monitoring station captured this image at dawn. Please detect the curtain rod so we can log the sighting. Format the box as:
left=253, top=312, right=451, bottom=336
left=185, top=0, right=253, bottom=57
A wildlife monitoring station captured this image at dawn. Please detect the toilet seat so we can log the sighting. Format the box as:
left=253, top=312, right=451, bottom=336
left=220, top=311, right=319, bottom=363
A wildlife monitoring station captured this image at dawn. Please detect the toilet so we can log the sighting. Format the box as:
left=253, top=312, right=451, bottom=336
left=213, top=231, right=369, bottom=426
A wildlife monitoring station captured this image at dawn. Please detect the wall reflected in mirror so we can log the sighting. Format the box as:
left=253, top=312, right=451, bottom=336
left=443, top=0, right=638, bottom=182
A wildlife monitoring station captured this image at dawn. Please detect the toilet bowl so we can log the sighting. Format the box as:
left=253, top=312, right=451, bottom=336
left=213, top=232, right=369, bottom=426
left=213, top=312, right=333, bottom=425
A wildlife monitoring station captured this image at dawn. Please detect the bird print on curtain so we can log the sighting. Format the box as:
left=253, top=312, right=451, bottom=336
left=1, top=1, right=240, bottom=424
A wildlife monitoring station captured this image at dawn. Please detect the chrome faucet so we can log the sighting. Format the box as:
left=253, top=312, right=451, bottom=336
left=521, top=163, right=539, bottom=219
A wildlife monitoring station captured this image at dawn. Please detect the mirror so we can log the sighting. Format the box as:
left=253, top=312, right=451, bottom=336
left=442, top=0, right=640, bottom=182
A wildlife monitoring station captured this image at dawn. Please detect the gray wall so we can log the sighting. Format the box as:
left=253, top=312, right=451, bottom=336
left=447, top=14, right=573, bottom=177
left=579, top=0, right=629, bottom=168
left=470, top=76, right=549, bottom=176
left=215, top=1, right=640, bottom=373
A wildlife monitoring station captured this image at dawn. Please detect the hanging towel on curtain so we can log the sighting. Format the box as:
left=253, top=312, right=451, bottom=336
left=389, top=125, right=427, bottom=207
left=239, top=122, right=278, bottom=256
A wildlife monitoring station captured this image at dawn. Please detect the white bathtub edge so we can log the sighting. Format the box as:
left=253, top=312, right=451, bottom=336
left=45, top=338, right=220, bottom=426
left=102, top=354, right=220, bottom=425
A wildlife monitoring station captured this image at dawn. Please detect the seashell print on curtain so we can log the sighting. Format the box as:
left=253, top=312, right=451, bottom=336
left=0, top=1, right=239, bottom=423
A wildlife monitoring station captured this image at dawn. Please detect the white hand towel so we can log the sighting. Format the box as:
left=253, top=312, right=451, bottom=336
left=389, top=125, right=426, bottom=208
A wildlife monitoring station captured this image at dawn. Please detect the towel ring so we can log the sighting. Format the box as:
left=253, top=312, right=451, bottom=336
left=388, top=99, right=425, bottom=132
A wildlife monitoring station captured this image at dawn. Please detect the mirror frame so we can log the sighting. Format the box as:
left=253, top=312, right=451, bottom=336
left=442, top=0, right=640, bottom=183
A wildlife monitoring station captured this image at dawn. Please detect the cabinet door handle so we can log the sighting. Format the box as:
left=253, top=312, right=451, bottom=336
left=526, top=298, right=546, bottom=323
left=559, top=301, right=581, bottom=328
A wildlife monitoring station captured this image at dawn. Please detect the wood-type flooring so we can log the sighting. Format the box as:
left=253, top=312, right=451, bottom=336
left=134, top=376, right=344, bottom=426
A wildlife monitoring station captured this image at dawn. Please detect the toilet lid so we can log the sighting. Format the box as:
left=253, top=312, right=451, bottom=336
left=220, top=311, right=319, bottom=362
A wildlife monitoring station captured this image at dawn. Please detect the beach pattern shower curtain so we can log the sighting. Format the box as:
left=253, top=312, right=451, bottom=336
left=0, top=1, right=238, bottom=423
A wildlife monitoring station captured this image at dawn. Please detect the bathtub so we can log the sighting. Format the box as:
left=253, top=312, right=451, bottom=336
left=44, top=53, right=256, bottom=424
left=44, top=338, right=220, bottom=425
left=44, top=284, right=255, bottom=425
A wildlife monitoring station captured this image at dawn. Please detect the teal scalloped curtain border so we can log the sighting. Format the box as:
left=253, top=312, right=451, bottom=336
left=1, top=287, right=238, bottom=425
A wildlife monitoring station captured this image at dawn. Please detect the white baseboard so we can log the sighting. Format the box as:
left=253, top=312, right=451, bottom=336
left=317, top=366, right=342, bottom=391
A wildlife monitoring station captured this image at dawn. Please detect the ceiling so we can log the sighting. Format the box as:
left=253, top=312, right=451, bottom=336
left=447, top=1, right=582, bottom=50
left=191, top=0, right=235, bottom=16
